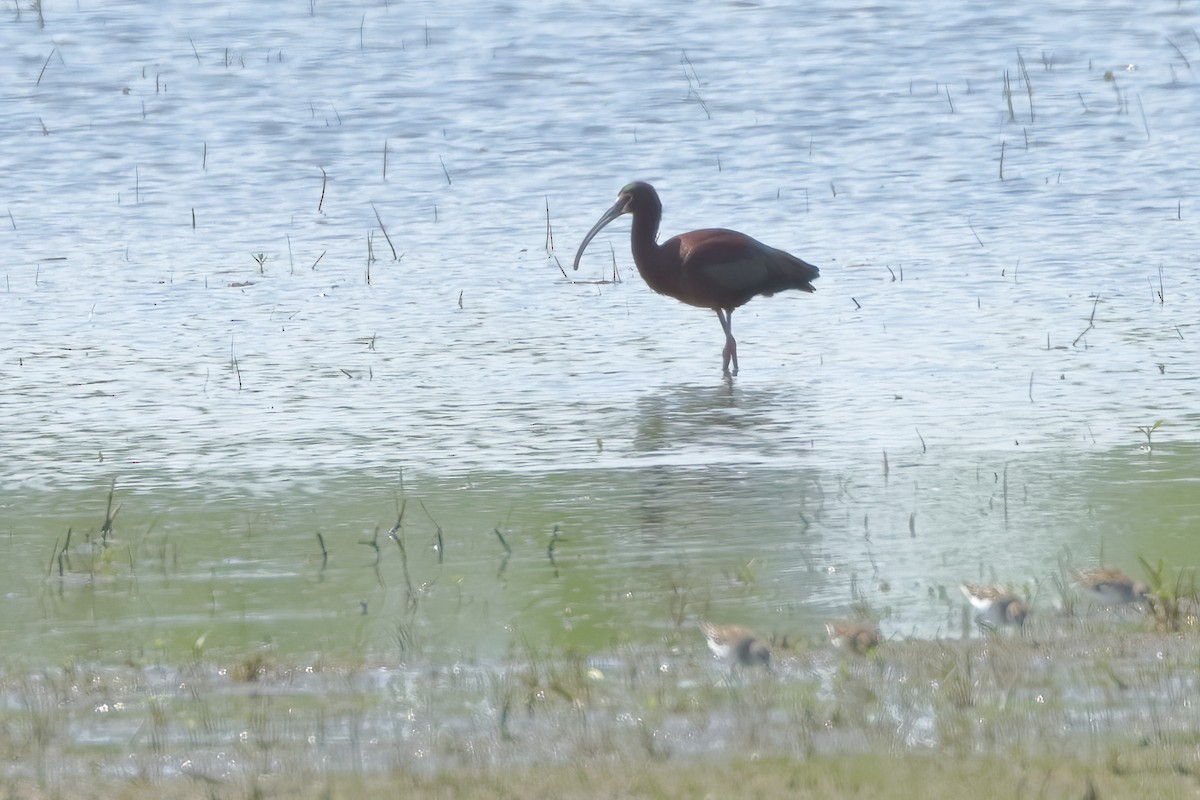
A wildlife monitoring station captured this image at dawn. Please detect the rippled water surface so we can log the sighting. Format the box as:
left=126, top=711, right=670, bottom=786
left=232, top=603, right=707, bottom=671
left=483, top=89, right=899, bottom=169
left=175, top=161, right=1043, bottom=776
left=1, top=0, right=1198, bottom=663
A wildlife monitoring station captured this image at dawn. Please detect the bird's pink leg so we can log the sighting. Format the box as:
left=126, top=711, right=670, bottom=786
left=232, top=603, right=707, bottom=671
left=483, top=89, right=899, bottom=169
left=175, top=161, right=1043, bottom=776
left=716, top=309, right=738, bottom=376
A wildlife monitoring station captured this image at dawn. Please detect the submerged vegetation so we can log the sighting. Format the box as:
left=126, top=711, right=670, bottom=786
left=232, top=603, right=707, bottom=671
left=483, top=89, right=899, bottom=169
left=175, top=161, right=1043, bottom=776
left=1, top=589, right=1198, bottom=797
left=5, top=468, right=1197, bottom=796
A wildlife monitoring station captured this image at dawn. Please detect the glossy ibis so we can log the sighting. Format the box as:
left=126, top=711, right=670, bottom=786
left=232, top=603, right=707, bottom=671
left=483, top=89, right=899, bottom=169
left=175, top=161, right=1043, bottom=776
left=573, top=181, right=819, bottom=376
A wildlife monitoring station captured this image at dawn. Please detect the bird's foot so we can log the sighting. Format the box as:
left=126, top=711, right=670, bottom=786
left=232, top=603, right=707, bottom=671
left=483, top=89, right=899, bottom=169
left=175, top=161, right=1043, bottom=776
left=722, top=342, right=739, bottom=377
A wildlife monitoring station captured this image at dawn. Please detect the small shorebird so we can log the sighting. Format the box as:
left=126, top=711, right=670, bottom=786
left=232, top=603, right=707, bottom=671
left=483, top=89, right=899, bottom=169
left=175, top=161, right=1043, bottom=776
left=1073, top=567, right=1149, bottom=606
left=698, top=622, right=771, bottom=668
left=960, top=583, right=1029, bottom=630
left=824, top=620, right=880, bottom=655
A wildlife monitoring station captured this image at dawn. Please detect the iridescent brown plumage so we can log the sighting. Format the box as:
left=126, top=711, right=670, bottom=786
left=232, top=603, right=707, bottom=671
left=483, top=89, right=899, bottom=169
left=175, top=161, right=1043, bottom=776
left=573, top=182, right=819, bottom=376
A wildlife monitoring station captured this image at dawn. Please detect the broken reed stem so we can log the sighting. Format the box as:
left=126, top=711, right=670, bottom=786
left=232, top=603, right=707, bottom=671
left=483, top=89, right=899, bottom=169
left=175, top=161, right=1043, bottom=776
left=546, top=525, right=562, bottom=578
left=680, top=50, right=711, bottom=119
left=418, top=500, right=445, bottom=564
left=315, top=532, right=328, bottom=568
left=318, top=167, right=327, bottom=212
left=388, top=500, right=407, bottom=538
left=34, top=48, right=53, bottom=86
left=370, top=203, right=400, bottom=260
left=1002, top=464, right=1009, bottom=526
left=49, top=528, right=74, bottom=577
left=493, top=526, right=512, bottom=556
left=680, top=49, right=702, bottom=87
left=230, top=336, right=243, bottom=389
left=100, top=477, right=120, bottom=545
left=382, top=139, right=388, bottom=181
left=544, top=196, right=555, bottom=253
left=360, top=527, right=381, bottom=566
left=1017, top=50, right=1033, bottom=122
left=1108, top=73, right=1124, bottom=112
left=388, top=501, right=419, bottom=611
left=967, top=217, right=985, bottom=247
left=1072, top=294, right=1100, bottom=347
left=1166, top=37, right=1190, bottom=69
left=439, top=156, right=452, bottom=185
left=1003, top=70, right=1015, bottom=121
left=48, top=533, right=61, bottom=577
left=999, top=140, right=1005, bottom=179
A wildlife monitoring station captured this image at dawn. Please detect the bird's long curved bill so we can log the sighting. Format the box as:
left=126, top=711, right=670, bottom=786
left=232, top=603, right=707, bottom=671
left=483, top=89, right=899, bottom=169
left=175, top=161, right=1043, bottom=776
left=572, top=199, right=626, bottom=271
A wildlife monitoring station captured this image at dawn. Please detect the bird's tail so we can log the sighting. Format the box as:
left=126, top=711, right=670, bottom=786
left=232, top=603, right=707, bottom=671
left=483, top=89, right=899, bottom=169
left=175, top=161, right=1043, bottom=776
left=771, top=250, right=819, bottom=293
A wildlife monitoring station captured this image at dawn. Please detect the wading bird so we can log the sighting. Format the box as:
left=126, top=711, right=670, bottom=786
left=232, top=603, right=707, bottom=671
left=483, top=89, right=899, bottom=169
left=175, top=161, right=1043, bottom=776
left=825, top=620, right=881, bottom=655
left=1073, top=567, right=1149, bottom=607
left=573, top=182, right=819, bottom=377
left=959, top=583, right=1029, bottom=630
left=699, top=621, right=771, bottom=668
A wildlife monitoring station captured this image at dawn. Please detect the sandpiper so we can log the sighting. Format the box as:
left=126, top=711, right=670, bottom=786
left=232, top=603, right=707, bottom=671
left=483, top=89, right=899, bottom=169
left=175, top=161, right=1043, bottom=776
left=824, top=620, right=880, bottom=654
left=698, top=622, right=771, bottom=668
left=960, top=583, right=1029, bottom=629
left=1074, top=567, right=1149, bottom=605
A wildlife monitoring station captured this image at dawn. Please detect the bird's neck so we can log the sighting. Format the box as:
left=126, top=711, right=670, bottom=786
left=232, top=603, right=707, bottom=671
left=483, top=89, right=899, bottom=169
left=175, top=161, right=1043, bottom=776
left=630, top=212, right=664, bottom=276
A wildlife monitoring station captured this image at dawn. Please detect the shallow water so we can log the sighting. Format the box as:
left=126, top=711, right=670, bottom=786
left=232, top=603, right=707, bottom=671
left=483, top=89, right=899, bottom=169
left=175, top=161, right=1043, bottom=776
left=1, top=0, right=1198, bottom=665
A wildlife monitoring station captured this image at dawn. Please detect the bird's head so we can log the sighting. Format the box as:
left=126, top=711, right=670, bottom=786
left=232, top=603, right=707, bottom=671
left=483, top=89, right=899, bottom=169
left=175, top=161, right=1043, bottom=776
left=572, top=181, right=662, bottom=271
left=740, top=637, right=771, bottom=667
left=1006, top=599, right=1029, bottom=627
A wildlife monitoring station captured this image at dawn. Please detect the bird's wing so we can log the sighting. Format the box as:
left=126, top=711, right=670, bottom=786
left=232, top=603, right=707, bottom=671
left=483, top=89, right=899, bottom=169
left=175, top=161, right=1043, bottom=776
left=679, top=231, right=771, bottom=295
